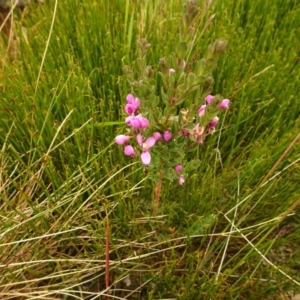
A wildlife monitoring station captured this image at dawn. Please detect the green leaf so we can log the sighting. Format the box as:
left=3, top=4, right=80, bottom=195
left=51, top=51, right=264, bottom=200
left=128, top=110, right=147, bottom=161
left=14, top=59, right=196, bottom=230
left=186, top=144, right=199, bottom=153
left=151, top=95, right=160, bottom=107
left=138, top=83, right=150, bottom=97
left=194, top=76, right=206, bottom=85
left=176, top=41, right=188, bottom=58
left=163, top=106, right=177, bottom=116
left=188, top=215, right=217, bottom=235
left=194, top=59, right=206, bottom=76
left=161, top=87, right=169, bottom=106
left=185, top=159, right=201, bottom=172
left=187, top=72, right=196, bottom=89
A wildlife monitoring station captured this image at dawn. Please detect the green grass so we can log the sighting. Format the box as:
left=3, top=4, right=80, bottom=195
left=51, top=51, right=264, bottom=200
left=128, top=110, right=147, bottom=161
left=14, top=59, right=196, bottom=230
left=0, top=0, right=300, bottom=299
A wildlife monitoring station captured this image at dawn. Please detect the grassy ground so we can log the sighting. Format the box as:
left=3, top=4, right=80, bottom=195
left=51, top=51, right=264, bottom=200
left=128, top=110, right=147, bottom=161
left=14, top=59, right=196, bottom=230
left=0, top=0, right=299, bottom=299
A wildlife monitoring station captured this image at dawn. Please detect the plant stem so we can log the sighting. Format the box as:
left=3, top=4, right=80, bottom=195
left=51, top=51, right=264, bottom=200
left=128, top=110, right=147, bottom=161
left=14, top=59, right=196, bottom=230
left=153, top=171, right=163, bottom=216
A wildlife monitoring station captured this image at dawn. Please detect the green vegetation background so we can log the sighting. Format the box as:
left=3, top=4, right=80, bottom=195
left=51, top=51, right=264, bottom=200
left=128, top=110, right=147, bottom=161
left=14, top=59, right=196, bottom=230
left=0, top=0, right=299, bottom=299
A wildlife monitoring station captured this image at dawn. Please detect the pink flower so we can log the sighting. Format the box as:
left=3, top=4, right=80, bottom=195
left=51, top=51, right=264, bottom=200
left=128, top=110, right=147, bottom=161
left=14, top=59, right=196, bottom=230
left=125, top=116, right=140, bottom=129
left=141, top=137, right=156, bottom=150
left=163, top=131, right=172, bottom=142
left=182, top=130, right=190, bottom=136
left=219, top=99, right=230, bottom=109
left=125, top=115, right=149, bottom=129
left=193, top=123, right=204, bottom=138
left=137, top=134, right=156, bottom=165
left=124, top=103, right=136, bottom=115
left=179, top=175, right=185, bottom=185
left=198, top=104, right=206, bottom=117
left=175, top=165, right=183, bottom=172
left=126, top=94, right=135, bottom=104
left=124, top=145, right=135, bottom=156
left=124, top=94, right=140, bottom=115
left=205, top=95, right=214, bottom=105
left=115, top=135, right=130, bottom=145
left=153, top=132, right=162, bottom=141
left=209, top=116, right=219, bottom=127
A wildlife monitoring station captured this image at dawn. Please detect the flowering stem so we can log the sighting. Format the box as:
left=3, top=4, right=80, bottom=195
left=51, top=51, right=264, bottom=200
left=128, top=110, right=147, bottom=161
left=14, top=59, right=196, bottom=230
left=153, top=171, right=163, bottom=216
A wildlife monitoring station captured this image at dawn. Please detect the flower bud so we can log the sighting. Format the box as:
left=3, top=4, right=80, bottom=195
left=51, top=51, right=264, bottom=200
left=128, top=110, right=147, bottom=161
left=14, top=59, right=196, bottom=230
left=153, top=132, right=162, bottom=141
left=219, top=99, right=230, bottom=109
left=198, top=105, right=206, bottom=117
left=213, top=39, right=228, bottom=55
left=163, top=131, right=172, bottom=142
left=205, top=95, right=214, bottom=105
left=209, top=116, right=219, bottom=127
left=126, top=94, right=135, bottom=104
left=115, top=135, right=130, bottom=145
left=175, top=165, right=183, bottom=172
left=124, top=145, right=135, bottom=156
left=179, top=175, right=185, bottom=185
left=168, top=68, right=176, bottom=76
left=146, top=65, right=154, bottom=78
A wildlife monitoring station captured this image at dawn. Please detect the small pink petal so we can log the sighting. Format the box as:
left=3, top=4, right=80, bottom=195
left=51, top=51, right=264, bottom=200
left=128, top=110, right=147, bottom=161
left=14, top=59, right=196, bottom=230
left=136, top=133, right=143, bottom=146
left=130, top=118, right=140, bottom=129
left=124, top=145, right=135, bottom=156
left=133, top=97, right=141, bottom=109
left=179, top=175, right=185, bottom=185
left=141, top=151, right=151, bottom=165
left=125, top=115, right=134, bottom=125
left=198, top=105, right=206, bottom=117
left=145, top=137, right=156, bottom=148
left=138, top=117, right=149, bottom=129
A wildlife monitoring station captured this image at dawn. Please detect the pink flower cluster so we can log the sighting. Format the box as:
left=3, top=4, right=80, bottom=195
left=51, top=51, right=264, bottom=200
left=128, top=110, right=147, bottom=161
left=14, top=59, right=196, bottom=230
left=115, top=94, right=173, bottom=166
left=183, top=94, right=230, bottom=143
left=124, top=94, right=149, bottom=129
left=198, top=95, right=230, bottom=117
left=115, top=93, right=230, bottom=185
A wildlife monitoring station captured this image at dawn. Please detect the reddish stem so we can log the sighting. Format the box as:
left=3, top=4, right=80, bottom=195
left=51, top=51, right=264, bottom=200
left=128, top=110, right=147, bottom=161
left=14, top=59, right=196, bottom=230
left=105, top=212, right=110, bottom=299
left=153, top=171, right=163, bottom=216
